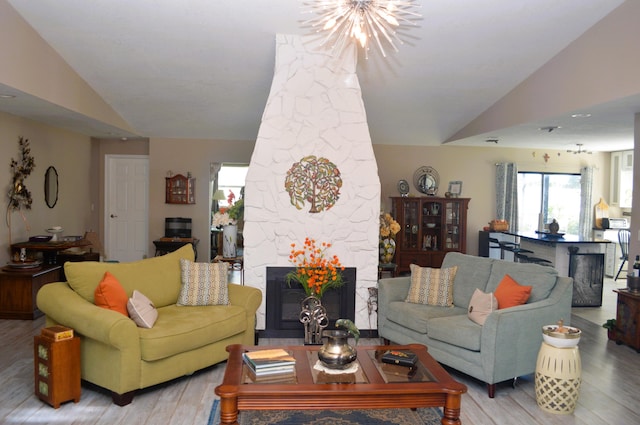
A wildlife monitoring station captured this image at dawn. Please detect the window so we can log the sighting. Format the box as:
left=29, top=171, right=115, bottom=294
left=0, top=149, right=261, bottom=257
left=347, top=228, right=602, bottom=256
left=217, top=164, right=248, bottom=209
left=518, top=172, right=581, bottom=235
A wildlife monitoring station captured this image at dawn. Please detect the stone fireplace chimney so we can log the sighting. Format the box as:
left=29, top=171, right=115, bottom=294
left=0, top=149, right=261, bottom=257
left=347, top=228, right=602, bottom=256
left=243, top=34, right=381, bottom=332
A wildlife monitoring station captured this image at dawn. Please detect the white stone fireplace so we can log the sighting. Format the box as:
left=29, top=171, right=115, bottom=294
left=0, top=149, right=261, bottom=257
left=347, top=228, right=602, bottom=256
left=243, top=34, right=380, bottom=332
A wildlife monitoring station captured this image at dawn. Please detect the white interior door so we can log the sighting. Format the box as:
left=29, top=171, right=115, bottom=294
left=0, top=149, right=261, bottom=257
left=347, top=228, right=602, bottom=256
left=105, top=155, right=149, bottom=262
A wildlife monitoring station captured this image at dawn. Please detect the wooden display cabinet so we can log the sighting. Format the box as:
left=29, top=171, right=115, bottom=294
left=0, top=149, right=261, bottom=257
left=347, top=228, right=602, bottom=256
left=165, top=174, right=196, bottom=204
left=613, top=289, right=640, bottom=352
left=391, top=197, right=470, bottom=274
left=34, top=335, right=81, bottom=408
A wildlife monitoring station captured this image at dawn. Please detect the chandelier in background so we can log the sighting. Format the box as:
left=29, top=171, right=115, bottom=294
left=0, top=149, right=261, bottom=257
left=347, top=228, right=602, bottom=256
left=302, top=0, right=422, bottom=58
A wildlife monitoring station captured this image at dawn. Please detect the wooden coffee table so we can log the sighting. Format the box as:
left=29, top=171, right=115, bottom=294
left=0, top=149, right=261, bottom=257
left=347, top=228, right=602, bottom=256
left=215, top=343, right=467, bottom=425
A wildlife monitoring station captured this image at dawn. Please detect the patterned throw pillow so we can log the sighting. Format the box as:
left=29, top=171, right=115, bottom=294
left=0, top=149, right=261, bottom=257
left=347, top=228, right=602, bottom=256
left=127, top=290, right=158, bottom=328
left=405, top=264, right=457, bottom=307
left=177, top=259, right=230, bottom=306
left=467, top=288, right=498, bottom=325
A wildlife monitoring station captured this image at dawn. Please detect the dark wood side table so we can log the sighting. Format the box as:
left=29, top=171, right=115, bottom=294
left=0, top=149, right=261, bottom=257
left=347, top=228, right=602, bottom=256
left=34, top=334, right=81, bottom=408
left=153, top=237, right=199, bottom=260
left=0, top=265, right=61, bottom=320
left=613, top=288, right=640, bottom=352
left=378, top=263, right=397, bottom=279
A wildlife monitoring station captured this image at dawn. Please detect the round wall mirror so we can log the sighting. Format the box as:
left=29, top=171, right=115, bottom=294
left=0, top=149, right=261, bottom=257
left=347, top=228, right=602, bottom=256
left=44, top=166, right=58, bottom=208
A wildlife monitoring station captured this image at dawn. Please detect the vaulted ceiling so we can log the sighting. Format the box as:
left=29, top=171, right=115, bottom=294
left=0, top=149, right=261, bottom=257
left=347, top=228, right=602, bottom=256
left=2, top=0, right=636, bottom=152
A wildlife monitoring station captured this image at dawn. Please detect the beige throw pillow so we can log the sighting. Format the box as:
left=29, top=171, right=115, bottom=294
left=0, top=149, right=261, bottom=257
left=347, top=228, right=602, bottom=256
left=467, top=288, right=498, bottom=325
left=177, top=259, right=230, bottom=306
left=405, top=264, right=457, bottom=307
left=127, top=290, right=158, bottom=328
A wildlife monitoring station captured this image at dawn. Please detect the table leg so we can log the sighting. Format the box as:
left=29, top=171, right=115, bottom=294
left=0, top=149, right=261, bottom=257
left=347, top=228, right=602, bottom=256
left=218, top=395, right=239, bottom=425
left=441, top=393, right=462, bottom=425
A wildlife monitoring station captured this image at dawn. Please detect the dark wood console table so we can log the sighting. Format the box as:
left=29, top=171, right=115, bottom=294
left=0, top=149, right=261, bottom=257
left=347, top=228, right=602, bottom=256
left=0, top=265, right=61, bottom=319
left=11, top=240, right=91, bottom=265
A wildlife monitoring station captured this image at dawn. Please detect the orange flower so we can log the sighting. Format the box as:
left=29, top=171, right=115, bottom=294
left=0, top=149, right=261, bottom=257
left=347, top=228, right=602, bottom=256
left=286, top=238, right=345, bottom=298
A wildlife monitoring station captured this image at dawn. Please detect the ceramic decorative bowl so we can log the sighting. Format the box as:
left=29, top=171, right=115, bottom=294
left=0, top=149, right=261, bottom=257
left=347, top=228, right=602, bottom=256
left=542, top=325, right=581, bottom=348
left=426, top=223, right=436, bottom=228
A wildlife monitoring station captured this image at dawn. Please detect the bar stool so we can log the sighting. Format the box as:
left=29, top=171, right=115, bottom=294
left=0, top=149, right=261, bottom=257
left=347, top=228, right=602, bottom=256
left=491, top=237, right=533, bottom=262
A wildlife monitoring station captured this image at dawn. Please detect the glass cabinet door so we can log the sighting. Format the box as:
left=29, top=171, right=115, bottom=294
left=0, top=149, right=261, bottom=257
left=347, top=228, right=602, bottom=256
left=400, top=199, right=419, bottom=249
left=444, top=201, right=461, bottom=250
left=421, top=200, right=441, bottom=251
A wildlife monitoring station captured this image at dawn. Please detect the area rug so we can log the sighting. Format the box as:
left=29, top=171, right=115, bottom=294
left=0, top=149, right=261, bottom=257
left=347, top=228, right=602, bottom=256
left=208, top=399, right=443, bottom=425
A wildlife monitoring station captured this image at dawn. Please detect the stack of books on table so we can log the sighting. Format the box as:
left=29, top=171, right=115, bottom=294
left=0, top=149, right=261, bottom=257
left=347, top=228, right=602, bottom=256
left=242, top=348, right=296, bottom=379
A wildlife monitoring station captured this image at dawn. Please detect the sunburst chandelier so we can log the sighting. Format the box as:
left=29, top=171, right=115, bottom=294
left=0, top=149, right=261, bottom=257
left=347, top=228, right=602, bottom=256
left=302, top=0, right=422, bottom=58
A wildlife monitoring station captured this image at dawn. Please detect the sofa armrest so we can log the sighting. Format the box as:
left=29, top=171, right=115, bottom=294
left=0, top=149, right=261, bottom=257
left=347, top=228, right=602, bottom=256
left=377, top=277, right=411, bottom=330
left=37, top=282, right=139, bottom=350
left=228, top=284, right=262, bottom=314
left=480, top=276, right=573, bottom=382
left=228, top=284, right=262, bottom=344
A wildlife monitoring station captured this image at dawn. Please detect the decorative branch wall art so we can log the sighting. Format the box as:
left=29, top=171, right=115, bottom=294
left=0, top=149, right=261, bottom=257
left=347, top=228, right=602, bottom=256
left=285, top=155, right=342, bottom=213
left=8, top=136, right=35, bottom=211
left=6, top=136, right=35, bottom=231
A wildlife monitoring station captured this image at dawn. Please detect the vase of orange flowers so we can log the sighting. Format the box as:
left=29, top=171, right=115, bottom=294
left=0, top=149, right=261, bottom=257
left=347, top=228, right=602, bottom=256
left=286, top=238, right=345, bottom=344
left=379, top=212, right=401, bottom=264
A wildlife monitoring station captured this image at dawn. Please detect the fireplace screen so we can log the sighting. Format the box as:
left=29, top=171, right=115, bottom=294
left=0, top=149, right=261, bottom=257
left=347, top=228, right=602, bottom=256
left=265, top=267, right=356, bottom=338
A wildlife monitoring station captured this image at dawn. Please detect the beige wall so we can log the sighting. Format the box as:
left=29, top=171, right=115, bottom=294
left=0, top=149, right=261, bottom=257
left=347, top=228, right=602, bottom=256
left=147, top=138, right=255, bottom=258
left=0, top=112, right=618, bottom=266
left=142, top=137, right=611, bottom=259
left=375, top=144, right=610, bottom=256
left=0, top=111, right=94, bottom=264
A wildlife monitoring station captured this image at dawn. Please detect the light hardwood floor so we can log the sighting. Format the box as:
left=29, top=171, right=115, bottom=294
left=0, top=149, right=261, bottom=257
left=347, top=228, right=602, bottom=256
left=1, top=281, right=638, bottom=425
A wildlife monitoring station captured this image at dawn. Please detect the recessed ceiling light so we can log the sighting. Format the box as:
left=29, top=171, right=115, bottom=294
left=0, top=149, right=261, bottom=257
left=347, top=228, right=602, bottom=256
left=571, top=113, right=591, bottom=118
left=0, top=94, right=16, bottom=99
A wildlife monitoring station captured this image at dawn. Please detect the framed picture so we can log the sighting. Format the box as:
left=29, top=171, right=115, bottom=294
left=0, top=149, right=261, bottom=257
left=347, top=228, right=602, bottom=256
left=448, top=181, right=462, bottom=197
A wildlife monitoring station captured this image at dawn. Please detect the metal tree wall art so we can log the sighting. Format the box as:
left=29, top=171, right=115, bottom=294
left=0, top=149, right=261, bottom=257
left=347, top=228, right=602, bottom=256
left=6, top=136, right=35, bottom=230
left=285, top=155, right=342, bottom=213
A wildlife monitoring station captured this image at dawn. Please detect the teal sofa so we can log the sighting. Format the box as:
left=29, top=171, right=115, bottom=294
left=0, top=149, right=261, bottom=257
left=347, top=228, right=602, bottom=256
left=378, top=252, right=573, bottom=397
left=36, top=245, right=262, bottom=405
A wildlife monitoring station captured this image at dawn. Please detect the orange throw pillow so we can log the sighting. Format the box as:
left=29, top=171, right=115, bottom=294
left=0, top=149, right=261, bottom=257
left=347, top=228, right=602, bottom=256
left=94, top=271, right=129, bottom=316
left=494, top=274, right=532, bottom=309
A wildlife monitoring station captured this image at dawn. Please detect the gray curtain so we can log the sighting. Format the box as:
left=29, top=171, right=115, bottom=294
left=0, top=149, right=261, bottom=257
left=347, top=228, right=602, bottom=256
left=495, top=162, right=519, bottom=231
left=579, top=166, right=594, bottom=239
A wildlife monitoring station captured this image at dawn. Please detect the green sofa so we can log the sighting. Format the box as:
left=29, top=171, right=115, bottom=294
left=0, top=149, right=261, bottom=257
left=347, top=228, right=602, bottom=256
left=378, top=252, right=573, bottom=398
left=36, top=245, right=262, bottom=405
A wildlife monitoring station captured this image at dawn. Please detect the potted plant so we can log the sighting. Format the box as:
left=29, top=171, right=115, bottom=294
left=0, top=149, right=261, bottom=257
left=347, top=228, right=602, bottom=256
left=602, top=319, right=617, bottom=341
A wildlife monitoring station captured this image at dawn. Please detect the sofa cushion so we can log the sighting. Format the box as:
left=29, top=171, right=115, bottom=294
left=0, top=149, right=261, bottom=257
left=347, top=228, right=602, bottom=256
left=442, top=252, right=494, bottom=308
left=177, top=260, right=229, bottom=306
left=138, top=302, right=247, bottom=361
left=486, top=260, right=557, bottom=303
left=94, top=271, right=128, bottom=316
left=127, top=290, right=158, bottom=328
left=406, top=264, right=457, bottom=307
left=494, top=274, right=531, bottom=309
left=387, top=301, right=467, bottom=334
left=428, top=314, right=482, bottom=352
left=65, top=244, right=195, bottom=308
left=467, top=288, right=498, bottom=325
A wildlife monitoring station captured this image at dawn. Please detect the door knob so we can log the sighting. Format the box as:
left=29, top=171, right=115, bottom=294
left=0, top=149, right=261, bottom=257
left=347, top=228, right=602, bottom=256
left=110, top=214, right=118, bottom=218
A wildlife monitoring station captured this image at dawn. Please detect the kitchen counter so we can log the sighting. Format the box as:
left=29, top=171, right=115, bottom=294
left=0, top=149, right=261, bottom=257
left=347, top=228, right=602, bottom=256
left=504, top=231, right=611, bottom=244
left=501, top=231, right=610, bottom=307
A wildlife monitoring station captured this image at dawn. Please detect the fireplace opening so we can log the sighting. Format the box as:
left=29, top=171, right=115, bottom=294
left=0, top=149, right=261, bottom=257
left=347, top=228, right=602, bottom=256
left=263, top=267, right=356, bottom=338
